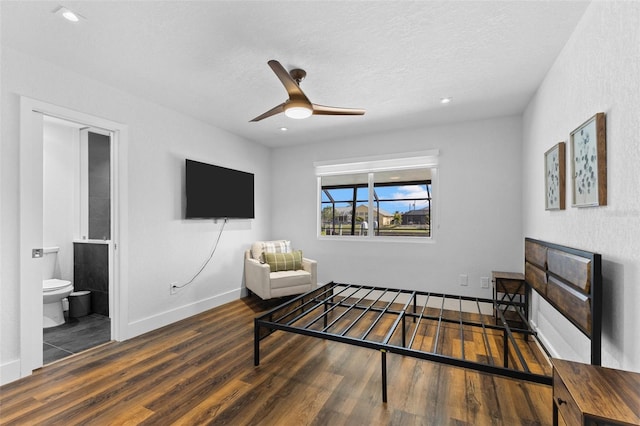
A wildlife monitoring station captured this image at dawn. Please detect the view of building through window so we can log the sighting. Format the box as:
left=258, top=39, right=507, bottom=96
left=320, top=169, right=431, bottom=238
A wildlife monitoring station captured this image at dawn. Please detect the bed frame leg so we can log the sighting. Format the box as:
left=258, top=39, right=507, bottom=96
left=254, top=318, right=260, bottom=366
left=381, top=350, right=388, bottom=403
left=503, top=330, right=508, bottom=368
left=323, top=300, right=328, bottom=328
left=402, top=315, right=406, bottom=347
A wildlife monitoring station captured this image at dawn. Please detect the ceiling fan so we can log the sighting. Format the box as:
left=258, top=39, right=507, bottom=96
left=250, top=60, right=365, bottom=122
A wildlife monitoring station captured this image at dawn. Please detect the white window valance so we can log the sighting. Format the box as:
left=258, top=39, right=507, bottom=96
left=314, top=150, right=439, bottom=176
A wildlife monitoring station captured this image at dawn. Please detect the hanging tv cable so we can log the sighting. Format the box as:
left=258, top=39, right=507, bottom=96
left=171, top=218, right=228, bottom=292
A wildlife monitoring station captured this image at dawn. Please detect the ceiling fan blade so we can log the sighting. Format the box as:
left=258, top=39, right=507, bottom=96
left=312, top=104, right=366, bottom=116
left=267, top=60, right=310, bottom=102
left=249, top=103, right=285, bottom=122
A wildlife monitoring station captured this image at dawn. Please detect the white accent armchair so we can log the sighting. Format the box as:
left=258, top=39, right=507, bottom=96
left=244, top=240, right=317, bottom=300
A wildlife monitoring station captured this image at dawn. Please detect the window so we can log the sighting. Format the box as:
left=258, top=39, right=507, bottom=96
left=321, top=173, right=370, bottom=236
left=316, top=151, right=438, bottom=240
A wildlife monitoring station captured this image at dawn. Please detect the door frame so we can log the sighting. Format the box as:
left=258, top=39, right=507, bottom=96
left=19, top=96, right=128, bottom=377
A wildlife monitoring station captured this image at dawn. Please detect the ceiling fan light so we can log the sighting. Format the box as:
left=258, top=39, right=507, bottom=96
left=53, top=6, right=84, bottom=22
left=284, top=102, right=312, bottom=119
left=62, top=10, right=79, bottom=22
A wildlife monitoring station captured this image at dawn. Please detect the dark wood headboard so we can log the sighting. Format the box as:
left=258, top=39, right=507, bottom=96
left=524, top=238, right=602, bottom=365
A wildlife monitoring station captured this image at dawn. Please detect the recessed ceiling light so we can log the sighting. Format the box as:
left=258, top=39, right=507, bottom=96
left=440, top=97, right=452, bottom=104
left=279, top=127, right=288, bottom=132
left=53, top=6, right=84, bottom=22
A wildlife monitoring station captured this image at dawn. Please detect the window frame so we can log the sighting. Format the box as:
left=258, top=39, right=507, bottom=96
left=315, top=151, right=439, bottom=243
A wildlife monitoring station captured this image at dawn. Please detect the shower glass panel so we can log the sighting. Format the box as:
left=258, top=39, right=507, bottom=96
left=88, top=132, right=110, bottom=240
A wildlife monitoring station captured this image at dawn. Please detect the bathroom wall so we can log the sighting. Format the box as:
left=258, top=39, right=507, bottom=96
left=43, top=120, right=76, bottom=282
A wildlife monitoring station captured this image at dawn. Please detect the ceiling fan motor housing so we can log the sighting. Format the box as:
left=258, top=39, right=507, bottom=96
left=289, top=68, right=306, bottom=85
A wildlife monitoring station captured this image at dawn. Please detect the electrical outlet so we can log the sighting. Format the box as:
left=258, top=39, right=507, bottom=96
left=459, top=274, right=468, bottom=286
left=480, top=277, right=489, bottom=288
left=170, top=282, right=179, bottom=295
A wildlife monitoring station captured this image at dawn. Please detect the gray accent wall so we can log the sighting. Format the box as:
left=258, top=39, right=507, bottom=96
left=88, top=132, right=110, bottom=240
left=73, top=242, right=109, bottom=316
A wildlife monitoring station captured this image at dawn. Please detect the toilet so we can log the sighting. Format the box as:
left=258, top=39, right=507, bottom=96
left=42, top=247, right=73, bottom=328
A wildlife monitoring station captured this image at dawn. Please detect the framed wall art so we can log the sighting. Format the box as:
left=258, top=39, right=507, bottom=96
left=570, top=112, right=607, bottom=207
left=545, top=142, right=565, bottom=210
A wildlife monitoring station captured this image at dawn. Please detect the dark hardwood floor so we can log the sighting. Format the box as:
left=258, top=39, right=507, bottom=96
left=0, top=296, right=553, bottom=425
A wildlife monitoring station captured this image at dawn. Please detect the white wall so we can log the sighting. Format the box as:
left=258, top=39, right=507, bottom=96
left=43, top=121, right=76, bottom=282
left=522, top=1, right=640, bottom=371
left=271, top=116, right=523, bottom=296
left=0, top=47, right=271, bottom=383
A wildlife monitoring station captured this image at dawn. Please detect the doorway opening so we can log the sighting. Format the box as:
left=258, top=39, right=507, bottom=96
left=42, top=117, right=113, bottom=364
left=19, top=96, right=127, bottom=378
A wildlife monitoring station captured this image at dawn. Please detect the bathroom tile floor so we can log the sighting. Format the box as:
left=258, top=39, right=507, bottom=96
left=43, top=313, right=111, bottom=364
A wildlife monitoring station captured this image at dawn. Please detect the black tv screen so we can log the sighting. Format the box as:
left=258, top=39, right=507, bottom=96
left=185, top=159, right=255, bottom=219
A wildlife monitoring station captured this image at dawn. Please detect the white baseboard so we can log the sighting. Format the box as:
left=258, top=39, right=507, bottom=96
left=1, top=358, right=22, bottom=386
left=124, top=287, right=242, bottom=340
left=530, top=319, right=559, bottom=360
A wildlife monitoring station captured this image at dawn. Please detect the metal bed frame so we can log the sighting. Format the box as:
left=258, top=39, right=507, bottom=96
left=254, top=281, right=551, bottom=402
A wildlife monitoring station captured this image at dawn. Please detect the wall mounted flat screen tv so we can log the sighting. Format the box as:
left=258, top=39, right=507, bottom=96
left=185, top=159, right=255, bottom=219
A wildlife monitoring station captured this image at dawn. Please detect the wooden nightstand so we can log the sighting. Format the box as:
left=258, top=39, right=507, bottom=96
left=491, top=271, right=527, bottom=325
left=552, top=358, right=640, bottom=426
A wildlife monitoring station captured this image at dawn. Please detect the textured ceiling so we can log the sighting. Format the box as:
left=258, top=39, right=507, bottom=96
left=1, top=1, right=590, bottom=147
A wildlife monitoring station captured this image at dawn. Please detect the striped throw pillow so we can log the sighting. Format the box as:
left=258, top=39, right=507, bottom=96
left=263, top=240, right=291, bottom=254
left=258, top=240, right=291, bottom=262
